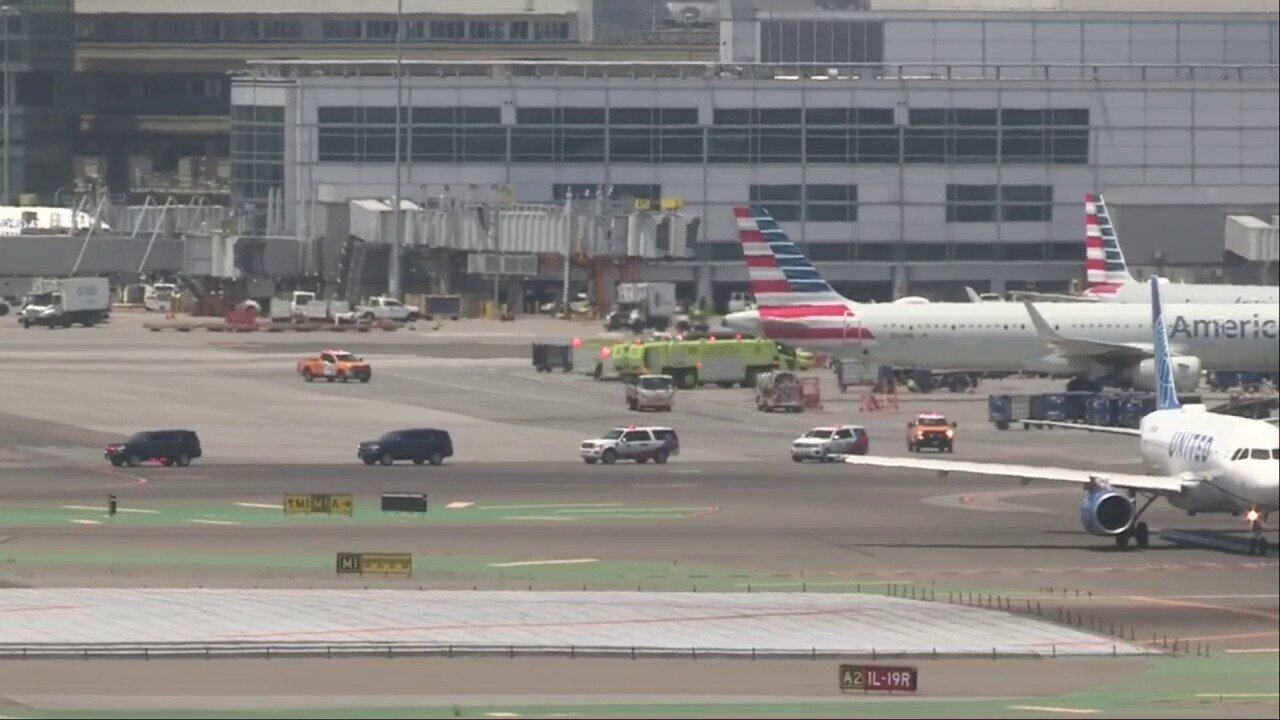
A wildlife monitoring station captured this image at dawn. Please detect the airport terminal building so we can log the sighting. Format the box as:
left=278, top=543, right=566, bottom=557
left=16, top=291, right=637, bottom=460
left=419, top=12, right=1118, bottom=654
left=230, top=0, right=1280, bottom=301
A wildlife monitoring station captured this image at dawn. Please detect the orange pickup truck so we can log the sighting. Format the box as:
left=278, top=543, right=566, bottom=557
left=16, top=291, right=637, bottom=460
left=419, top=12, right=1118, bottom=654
left=906, top=412, right=956, bottom=453
left=297, top=349, right=372, bottom=383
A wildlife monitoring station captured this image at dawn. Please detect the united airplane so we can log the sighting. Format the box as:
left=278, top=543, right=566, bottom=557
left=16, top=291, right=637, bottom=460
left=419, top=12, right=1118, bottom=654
left=1011, top=193, right=1278, bottom=304
left=722, top=205, right=1279, bottom=392
left=842, top=278, right=1279, bottom=555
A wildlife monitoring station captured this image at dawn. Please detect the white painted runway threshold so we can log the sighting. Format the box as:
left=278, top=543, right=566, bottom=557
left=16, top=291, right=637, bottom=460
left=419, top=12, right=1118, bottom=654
left=0, top=590, right=1151, bottom=658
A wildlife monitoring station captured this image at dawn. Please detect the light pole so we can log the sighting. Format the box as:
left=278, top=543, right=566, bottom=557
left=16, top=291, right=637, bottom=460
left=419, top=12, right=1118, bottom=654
left=387, top=0, right=404, bottom=298
left=0, top=5, right=17, bottom=206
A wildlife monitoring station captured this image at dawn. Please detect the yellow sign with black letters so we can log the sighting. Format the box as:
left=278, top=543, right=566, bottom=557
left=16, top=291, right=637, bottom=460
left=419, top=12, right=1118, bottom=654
left=285, top=494, right=354, bottom=516
left=335, top=552, right=411, bottom=577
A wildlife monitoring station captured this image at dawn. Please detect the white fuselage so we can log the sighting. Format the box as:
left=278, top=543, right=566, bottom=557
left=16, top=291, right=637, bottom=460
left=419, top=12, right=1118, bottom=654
left=1089, top=280, right=1278, bottom=305
left=1136, top=407, right=1279, bottom=515
left=727, top=301, right=1279, bottom=374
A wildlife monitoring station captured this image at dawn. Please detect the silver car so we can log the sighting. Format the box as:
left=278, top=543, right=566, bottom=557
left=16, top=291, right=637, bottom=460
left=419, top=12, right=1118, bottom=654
left=580, top=426, right=680, bottom=465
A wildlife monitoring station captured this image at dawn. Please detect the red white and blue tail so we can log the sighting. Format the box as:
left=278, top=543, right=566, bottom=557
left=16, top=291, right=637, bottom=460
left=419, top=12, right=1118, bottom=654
left=734, top=205, right=848, bottom=307
left=1084, top=193, right=1134, bottom=295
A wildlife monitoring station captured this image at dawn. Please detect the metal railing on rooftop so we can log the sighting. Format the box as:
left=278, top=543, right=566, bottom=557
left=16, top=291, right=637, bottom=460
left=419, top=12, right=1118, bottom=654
left=238, top=59, right=1280, bottom=82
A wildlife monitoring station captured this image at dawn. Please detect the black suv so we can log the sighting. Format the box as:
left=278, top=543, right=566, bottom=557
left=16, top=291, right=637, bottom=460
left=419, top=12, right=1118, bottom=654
left=358, top=428, right=453, bottom=466
left=105, top=430, right=202, bottom=467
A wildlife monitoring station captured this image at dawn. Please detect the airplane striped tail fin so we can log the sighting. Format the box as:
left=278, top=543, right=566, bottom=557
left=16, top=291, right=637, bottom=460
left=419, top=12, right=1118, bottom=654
left=1150, top=276, right=1181, bottom=411
left=733, top=205, right=848, bottom=308
left=1084, top=193, right=1134, bottom=294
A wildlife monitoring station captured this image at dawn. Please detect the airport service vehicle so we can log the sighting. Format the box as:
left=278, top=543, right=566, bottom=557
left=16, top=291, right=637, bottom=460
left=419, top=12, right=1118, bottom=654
left=287, top=291, right=350, bottom=322
left=604, top=282, right=678, bottom=332
left=610, top=337, right=786, bottom=389
left=105, top=430, right=202, bottom=468
left=626, top=374, right=675, bottom=412
left=297, top=349, right=371, bottom=383
left=358, top=428, right=453, bottom=466
left=756, top=370, right=804, bottom=413
left=21, top=277, right=111, bottom=328
left=844, top=279, right=1280, bottom=555
left=1010, top=194, right=1277, bottom=305
left=791, top=425, right=868, bottom=463
left=580, top=426, right=680, bottom=465
left=349, top=296, right=421, bottom=322
left=727, top=291, right=756, bottom=313
left=906, top=412, right=956, bottom=453
left=144, top=283, right=178, bottom=313
left=723, top=206, right=1278, bottom=394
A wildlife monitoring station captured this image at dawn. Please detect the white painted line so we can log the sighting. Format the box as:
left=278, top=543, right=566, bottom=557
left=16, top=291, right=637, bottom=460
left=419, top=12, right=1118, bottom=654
left=1222, top=648, right=1280, bottom=654
left=668, top=469, right=702, bottom=475
left=63, top=505, right=159, bottom=514
left=736, top=580, right=908, bottom=588
left=1194, top=693, right=1280, bottom=698
left=185, top=519, right=241, bottom=526
left=68, top=519, right=102, bottom=525
left=488, top=558, right=598, bottom=568
left=1008, top=702, right=1100, bottom=707
left=445, top=501, right=475, bottom=510
left=631, top=483, right=699, bottom=489
left=235, top=502, right=282, bottom=510
left=484, top=503, right=622, bottom=510
left=501, top=516, right=576, bottom=522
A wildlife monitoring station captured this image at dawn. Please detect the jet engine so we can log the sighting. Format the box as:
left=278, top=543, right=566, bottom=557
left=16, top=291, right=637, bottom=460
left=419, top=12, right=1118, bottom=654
left=1079, top=487, right=1135, bottom=536
left=1115, top=355, right=1202, bottom=393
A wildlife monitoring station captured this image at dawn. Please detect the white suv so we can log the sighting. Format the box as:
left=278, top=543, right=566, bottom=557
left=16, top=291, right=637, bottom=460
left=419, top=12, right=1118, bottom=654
left=581, top=426, right=680, bottom=465
left=791, top=425, right=869, bottom=463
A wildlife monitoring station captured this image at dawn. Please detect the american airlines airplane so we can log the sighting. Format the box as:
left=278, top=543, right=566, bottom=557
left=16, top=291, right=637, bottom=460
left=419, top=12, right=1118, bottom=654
left=722, top=206, right=1279, bottom=392
left=842, top=278, right=1279, bottom=555
left=1011, top=193, right=1278, bottom=304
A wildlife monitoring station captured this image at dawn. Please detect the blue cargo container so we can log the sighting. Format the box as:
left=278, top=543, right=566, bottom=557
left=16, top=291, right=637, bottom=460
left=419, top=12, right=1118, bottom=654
left=1041, top=393, right=1068, bottom=421
left=1086, top=395, right=1120, bottom=426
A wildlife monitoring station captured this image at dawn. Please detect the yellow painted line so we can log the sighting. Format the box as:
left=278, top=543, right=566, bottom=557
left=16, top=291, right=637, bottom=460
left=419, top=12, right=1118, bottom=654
left=62, top=505, right=159, bottom=514
left=235, top=502, right=282, bottom=510
left=488, top=559, right=599, bottom=568
left=1223, top=648, right=1280, bottom=654
left=1127, top=595, right=1280, bottom=622
left=184, top=519, right=241, bottom=526
left=1007, top=706, right=1100, bottom=715
left=445, top=501, right=475, bottom=510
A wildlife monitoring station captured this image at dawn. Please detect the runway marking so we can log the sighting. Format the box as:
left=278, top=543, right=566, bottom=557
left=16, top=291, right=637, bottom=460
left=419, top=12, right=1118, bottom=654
left=61, top=505, right=158, bottom=514
left=1006, top=706, right=1100, bottom=715
left=488, top=558, right=598, bottom=568
left=924, top=489, right=1061, bottom=514
left=1193, top=693, right=1280, bottom=698
left=1126, top=595, right=1280, bottom=622
left=1223, top=648, right=1280, bottom=654
left=1169, top=631, right=1280, bottom=644
left=668, top=469, right=703, bottom=475
left=184, top=519, right=241, bottom=526
left=734, top=580, right=902, bottom=588
left=483, top=503, right=622, bottom=510
left=1008, top=702, right=1100, bottom=707
left=68, top=519, right=101, bottom=525
left=445, top=501, right=475, bottom=509
left=501, top=516, right=576, bottom=522
left=631, top=483, right=699, bottom=488
left=235, top=502, right=282, bottom=510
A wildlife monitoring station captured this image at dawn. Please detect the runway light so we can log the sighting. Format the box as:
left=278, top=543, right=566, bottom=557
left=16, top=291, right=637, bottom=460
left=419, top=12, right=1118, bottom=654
left=572, top=337, right=583, bottom=349
left=601, top=347, right=612, bottom=359
left=708, top=336, right=716, bottom=342
left=1247, top=509, right=1260, bottom=523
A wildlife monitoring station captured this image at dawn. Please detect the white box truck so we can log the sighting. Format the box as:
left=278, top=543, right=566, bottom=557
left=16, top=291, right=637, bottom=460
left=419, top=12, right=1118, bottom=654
left=605, top=282, right=679, bottom=332
left=20, top=277, right=111, bottom=328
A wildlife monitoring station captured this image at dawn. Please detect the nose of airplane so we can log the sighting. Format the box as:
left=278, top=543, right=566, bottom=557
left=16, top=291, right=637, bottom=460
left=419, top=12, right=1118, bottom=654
left=723, top=309, right=761, bottom=336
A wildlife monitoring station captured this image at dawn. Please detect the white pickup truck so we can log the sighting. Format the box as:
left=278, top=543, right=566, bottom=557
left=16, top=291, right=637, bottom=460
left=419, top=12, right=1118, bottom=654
left=348, top=296, right=421, bottom=322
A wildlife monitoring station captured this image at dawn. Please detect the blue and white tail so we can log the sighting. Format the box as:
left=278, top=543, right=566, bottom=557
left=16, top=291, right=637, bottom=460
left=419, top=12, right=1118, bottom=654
left=733, top=205, right=847, bottom=309
left=1084, top=193, right=1135, bottom=295
left=1150, top=276, right=1181, bottom=411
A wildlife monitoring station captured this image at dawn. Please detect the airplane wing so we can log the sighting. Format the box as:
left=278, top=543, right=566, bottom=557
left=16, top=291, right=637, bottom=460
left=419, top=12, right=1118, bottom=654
left=1019, top=420, right=1142, bottom=436
left=1266, top=417, right=1279, bottom=426
left=964, top=287, right=982, bottom=303
left=842, top=455, right=1185, bottom=494
left=1022, top=300, right=1152, bottom=362
left=1008, top=290, right=1100, bottom=303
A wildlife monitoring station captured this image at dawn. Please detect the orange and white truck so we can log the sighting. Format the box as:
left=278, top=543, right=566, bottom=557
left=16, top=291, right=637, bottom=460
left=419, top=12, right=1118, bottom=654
left=297, top=349, right=372, bottom=383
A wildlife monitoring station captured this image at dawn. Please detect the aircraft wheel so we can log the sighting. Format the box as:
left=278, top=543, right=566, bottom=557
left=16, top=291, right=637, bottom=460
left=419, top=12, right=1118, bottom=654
left=1134, top=522, right=1149, bottom=549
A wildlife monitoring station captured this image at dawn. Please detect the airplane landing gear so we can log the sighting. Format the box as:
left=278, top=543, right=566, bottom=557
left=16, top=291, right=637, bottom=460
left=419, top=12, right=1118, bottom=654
left=1247, top=510, right=1269, bottom=556
left=1115, top=494, right=1157, bottom=549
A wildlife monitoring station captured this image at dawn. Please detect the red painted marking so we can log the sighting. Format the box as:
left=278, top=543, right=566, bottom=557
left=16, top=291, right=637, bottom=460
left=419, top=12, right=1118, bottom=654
left=1085, top=193, right=1097, bottom=202
left=1085, top=237, right=1105, bottom=248
left=745, top=255, right=779, bottom=268
left=733, top=206, right=751, bottom=218
left=752, top=280, right=792, bottom=293
left=739, top=229, right=766, bottom=244
left=1085, top=259, right=1107, bottom=270
left=760, top=304, right=850, bottom=319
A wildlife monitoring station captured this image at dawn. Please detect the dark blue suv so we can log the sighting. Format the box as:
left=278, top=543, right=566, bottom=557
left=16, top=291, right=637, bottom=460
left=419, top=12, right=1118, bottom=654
left=358, top=428, right=453, bottom=466
left=105, top=430, right=202, bottom=467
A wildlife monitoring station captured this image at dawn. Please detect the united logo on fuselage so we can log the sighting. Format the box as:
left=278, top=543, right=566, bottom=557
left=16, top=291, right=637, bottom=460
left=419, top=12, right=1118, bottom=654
left=1168, top=430, right=1215, bottom=463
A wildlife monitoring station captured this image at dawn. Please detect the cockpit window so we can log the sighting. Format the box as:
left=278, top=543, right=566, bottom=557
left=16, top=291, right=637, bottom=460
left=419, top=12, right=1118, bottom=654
left=1250, top=448, right=1268, bottom=460
left=1272, top=448, right=1279, bottom=460
left=1231, top=448, right=1245, bottom=461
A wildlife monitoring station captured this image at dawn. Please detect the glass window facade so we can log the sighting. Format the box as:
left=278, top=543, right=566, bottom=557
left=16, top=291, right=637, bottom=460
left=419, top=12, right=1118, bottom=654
left=230, top=105, right=285, bottom=228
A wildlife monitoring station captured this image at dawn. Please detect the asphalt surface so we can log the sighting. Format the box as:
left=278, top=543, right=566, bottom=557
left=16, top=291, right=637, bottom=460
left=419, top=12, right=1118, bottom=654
left=0, top=313, right=1275, bottom=717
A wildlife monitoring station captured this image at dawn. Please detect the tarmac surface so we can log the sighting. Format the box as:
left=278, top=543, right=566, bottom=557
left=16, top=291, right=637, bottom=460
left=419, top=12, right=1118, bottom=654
left=0, top=313, right=1276, bottom=718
